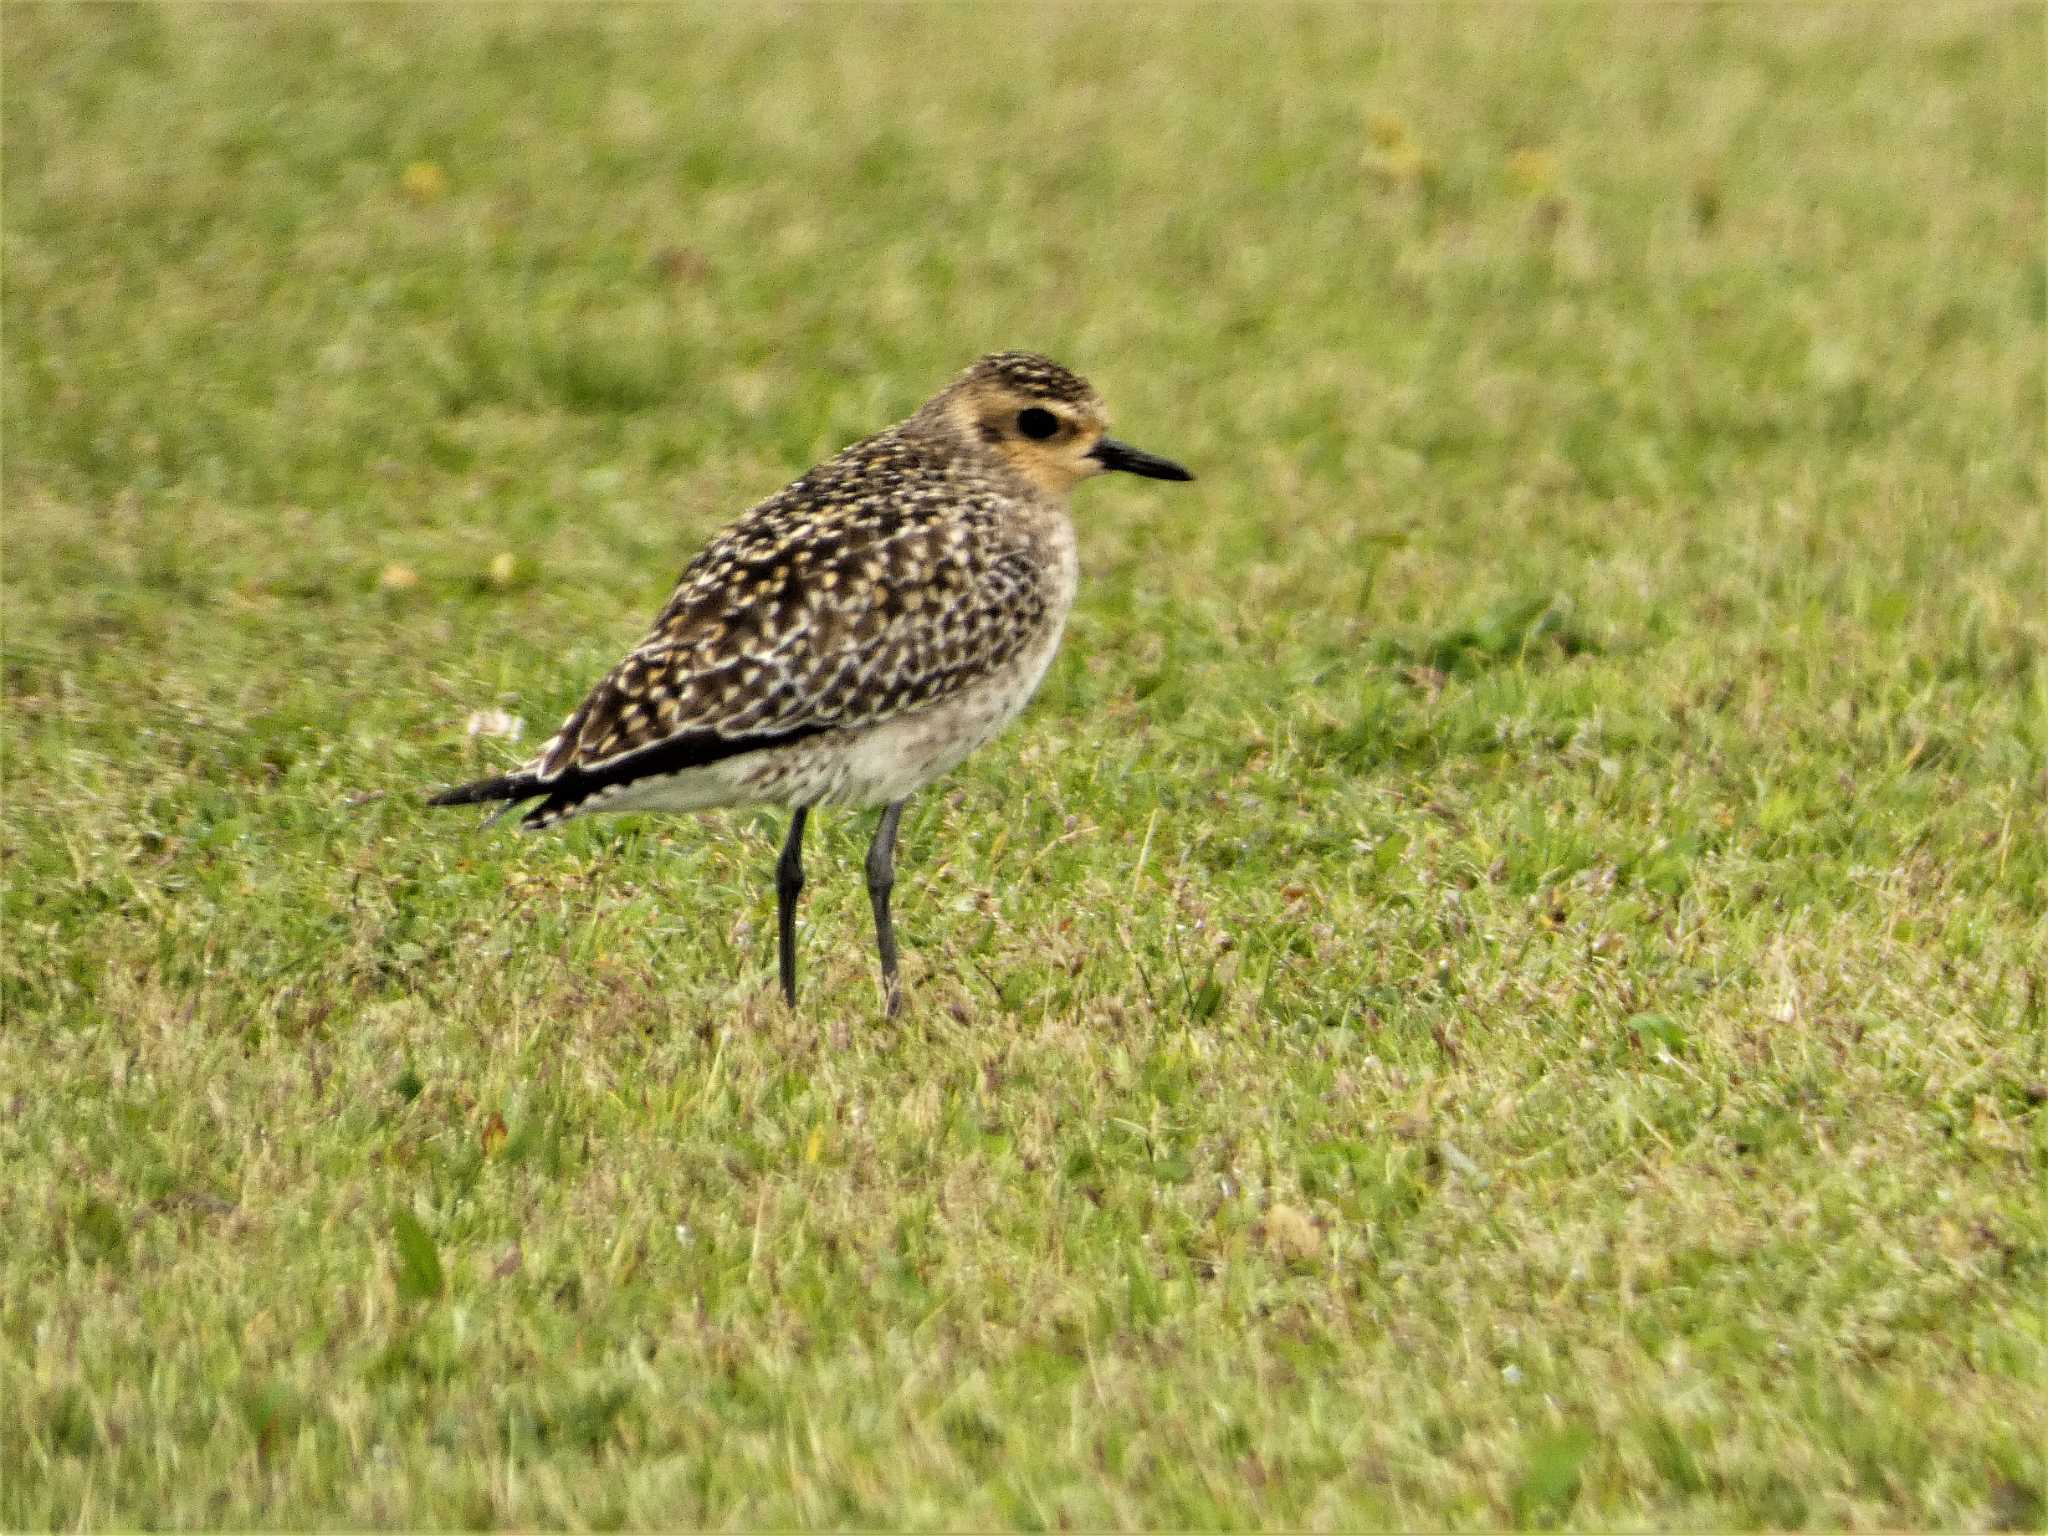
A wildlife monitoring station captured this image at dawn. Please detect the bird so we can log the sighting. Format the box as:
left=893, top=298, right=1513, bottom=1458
left=428, top=351, right=1192, bottom=1015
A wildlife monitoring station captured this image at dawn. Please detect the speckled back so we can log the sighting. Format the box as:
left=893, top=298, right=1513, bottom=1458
left=531, top=427, right=1064, bottom=784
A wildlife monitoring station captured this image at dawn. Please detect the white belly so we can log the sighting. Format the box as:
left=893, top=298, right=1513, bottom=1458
left=798, top=608, right=1071, bottom=807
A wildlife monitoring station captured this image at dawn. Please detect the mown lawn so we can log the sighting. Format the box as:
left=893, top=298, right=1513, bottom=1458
left=4, top=4, right=2044, bottom=1528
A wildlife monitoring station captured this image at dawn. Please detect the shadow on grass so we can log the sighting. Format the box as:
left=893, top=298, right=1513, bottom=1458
left=1313, top=592, right=1621, bottom=773
left=1371, top=592, right=1602, bottom=680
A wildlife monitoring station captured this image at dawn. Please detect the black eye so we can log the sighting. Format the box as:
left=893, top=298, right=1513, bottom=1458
left=1016, top=407, right=1059, bottom=440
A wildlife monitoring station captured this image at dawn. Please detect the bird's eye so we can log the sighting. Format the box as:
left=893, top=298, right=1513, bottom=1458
left=1016, top=407, right=1059, bottom=440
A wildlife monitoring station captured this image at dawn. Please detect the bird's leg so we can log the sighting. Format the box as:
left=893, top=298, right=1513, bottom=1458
left=865, top=799, right=908, bottom=1017
left=776, top=807, right=808, bottom=1008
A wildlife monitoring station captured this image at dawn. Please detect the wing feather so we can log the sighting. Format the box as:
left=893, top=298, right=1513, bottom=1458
left=526, top=433, right=1051, bottom=790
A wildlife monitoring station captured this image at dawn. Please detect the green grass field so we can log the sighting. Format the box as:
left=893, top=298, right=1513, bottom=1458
left=5, top=4, right=2045, bottom=1528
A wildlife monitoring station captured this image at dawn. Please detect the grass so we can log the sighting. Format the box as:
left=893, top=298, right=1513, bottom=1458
left=4, top=3, right=2045, bottom=1528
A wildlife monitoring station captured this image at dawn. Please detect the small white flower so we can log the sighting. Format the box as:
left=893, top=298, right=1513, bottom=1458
left=466, top=708, right=525, bottom=741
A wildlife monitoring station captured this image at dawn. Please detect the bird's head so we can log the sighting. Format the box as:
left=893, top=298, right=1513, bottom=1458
left=927, top=351, right=1193, bottom=497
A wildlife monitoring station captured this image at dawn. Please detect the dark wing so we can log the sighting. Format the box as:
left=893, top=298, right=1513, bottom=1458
left=501, top=435, right=1050, bottom=818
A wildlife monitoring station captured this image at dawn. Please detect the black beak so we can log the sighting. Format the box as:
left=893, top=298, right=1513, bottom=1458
left=1090, top=437, right=1194, bottom=482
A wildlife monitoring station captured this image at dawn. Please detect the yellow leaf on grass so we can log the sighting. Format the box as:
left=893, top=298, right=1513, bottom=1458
left=1263, top=1202, right=1320, bottom=1262
left=1507, top=147, right=1559, bottom=195
left=401, top=161, right=447, bottom=203
left=1366, top=110, right=1411, bottom=149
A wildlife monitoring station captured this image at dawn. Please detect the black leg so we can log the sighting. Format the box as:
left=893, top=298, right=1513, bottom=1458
left=776, top=807, right=808, bottom=1008
left=866, top=799, right=908, bottom=1016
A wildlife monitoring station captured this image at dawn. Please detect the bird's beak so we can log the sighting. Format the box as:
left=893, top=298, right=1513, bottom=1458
left=1089, top=437, right=1194, bottom=482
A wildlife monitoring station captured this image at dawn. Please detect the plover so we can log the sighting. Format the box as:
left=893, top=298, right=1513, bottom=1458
left=430, top=351, right=1192, bottom=1014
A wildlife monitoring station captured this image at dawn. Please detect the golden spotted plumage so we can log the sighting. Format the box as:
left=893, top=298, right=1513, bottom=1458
left=537, top=431, right=1059, bottom=792
left=429, top=350, right=1191, bottom=1012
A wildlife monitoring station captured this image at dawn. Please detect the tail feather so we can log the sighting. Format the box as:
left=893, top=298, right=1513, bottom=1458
left=427, top=771, right=543, bottom=809
left=430, top=720, right=830, bottom=831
